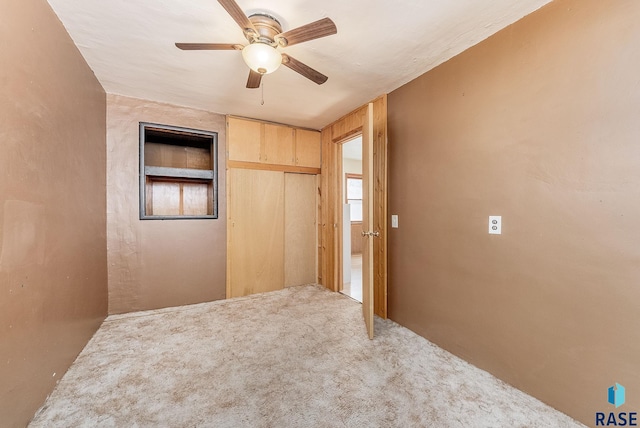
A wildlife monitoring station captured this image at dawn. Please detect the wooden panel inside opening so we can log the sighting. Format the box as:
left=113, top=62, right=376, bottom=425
left=144, top=142, right=212, bottom=170
left=146, top=177, right=212, bottom=216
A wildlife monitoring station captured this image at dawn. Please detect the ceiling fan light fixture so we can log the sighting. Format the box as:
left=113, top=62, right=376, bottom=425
left=242, top=43, right=282, bottom=75
left=176, top=0, right=337, bottom=88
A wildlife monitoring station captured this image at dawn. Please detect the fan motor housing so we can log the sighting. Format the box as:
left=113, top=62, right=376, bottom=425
left=245, top=13, right=282, bottom=45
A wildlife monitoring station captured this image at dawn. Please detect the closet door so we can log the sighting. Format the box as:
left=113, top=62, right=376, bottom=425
left=228, top=117, right=261, bottom=162
left=295, top=129, right=321, bottom=168
left=264, top=124, right=294, bottom=165
left=228, top=168, right=284, bottom=297
left=284, top=173, right=317, bottom=287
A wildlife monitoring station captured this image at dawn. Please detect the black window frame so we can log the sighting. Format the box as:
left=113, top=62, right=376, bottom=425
left=139, top=122, right=218, bottom=220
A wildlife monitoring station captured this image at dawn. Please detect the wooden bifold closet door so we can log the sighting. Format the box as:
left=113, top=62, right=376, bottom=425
left=228, top=168, right=284, bottom=298
left=227, top=169, right=317, bottom=298
left=284, top=173, right=317, bottom=287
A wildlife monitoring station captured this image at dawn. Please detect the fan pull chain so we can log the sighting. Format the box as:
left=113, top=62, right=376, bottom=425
left=261, top=80, right=265, bottom=106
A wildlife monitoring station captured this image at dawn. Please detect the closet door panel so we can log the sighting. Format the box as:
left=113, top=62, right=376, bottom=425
left=295, top=129, right=321, bottom=168
left=228, top=117, right=262, bottom=162
left=264, top=124, right=294, bottom=165
left=228, top=168, right=284, bottom=297
left=284, top=173, right=317, bottom=287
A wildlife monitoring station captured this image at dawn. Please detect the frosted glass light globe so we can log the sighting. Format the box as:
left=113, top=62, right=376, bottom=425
left=242, top=43, right=282, bottom=75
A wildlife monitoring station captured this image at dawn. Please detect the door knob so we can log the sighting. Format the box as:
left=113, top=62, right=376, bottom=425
left=361, top=231, right=380, bottom=237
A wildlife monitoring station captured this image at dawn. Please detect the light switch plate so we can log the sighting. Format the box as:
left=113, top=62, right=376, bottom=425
left=489, top=216, right=501, bottom=234
left=391, top=215, right=399, bottom=228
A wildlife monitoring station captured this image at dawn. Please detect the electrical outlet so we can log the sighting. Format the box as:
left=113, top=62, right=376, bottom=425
left=489, top=216, right=501, bottom=235
left=391, top=215, right=399, bottom=228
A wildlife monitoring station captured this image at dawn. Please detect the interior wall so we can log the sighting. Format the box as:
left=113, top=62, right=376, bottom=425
left=0, top=1, right=108, bottom=426
left=387, top=0, right=640, bottom=424
left=343, top=159, right=363, bottom=176
left=107, top=95, right=227, bottom=314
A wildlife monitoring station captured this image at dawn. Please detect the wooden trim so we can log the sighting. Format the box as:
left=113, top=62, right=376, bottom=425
left=144, top=166, right=214, bottom=180
left=316, top=175, right=321, bottom=284
left=226, top=120, right=231, bottom=299
left=337, top=144, right=344, bottom=292
left=139, top=214, right=217, bottom=220
left=227, top=160, right=320, bottom=175
left=332, top=127, right=363, bottom=144
left=320, top=127, right=339, bottom=290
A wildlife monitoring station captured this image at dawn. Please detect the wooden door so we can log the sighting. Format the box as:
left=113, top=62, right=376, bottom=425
left=228, top=168, right=284, bottom=297
left=284, top=173, right=317, bottom=287
left=228, top=117, right=261, bottom=162
left=295, top=129, right=321, bottom=168
left=362, top=103, right=375, bottom=339
left=264, top=124, right=294, bottom=165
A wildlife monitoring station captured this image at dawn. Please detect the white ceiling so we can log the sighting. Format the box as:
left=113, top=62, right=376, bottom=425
left=46, top=0, right=552, bottom=129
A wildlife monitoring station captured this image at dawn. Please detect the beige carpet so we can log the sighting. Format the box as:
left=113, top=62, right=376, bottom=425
left=30, top=285, right=584, bottom=427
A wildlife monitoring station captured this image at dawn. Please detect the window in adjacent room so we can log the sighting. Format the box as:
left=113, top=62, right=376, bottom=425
left=139, top=123, right=218, bottom=219
left=345, top=173, right=363, bottom=222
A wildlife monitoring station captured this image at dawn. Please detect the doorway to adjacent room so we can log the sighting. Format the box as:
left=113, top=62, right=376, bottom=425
left=340, top=135, right=363, bottom=302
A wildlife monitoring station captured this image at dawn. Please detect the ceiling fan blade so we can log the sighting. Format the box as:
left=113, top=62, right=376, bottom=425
left=217, top=0, right=257, bottom=34
left=275, top=17, right=337, bottom=47
left=281, top=54, right=328, bottom=85
left=246, top=70, right=262, bottom=89
left=175, top=43, right=243, bottom=50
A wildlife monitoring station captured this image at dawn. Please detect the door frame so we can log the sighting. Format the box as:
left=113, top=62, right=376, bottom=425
left=319, top=95, right=388, bottom=319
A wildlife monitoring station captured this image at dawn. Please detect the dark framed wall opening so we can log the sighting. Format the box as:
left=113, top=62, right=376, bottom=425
left=139, top=122, right=218, bottom=219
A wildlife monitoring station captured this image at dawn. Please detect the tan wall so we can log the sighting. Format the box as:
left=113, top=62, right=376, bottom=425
left=107, top=95, right=226, bottom=314
left=0, top=1, right=108, bottom=426
left=387, top=0, right=640, bottom=424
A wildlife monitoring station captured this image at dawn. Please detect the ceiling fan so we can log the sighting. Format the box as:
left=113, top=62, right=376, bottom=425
left=176, top=0, right=337, bottom=89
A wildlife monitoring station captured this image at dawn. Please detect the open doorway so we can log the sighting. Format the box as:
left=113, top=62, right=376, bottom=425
left=340, top=135, right=363, bottom=302
left=319, top=96, right=387, bottom=336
